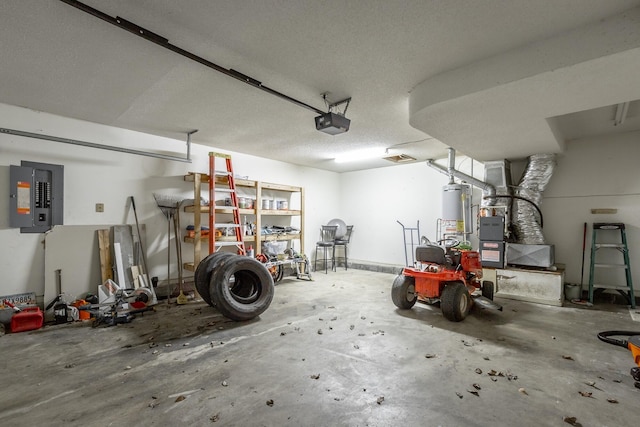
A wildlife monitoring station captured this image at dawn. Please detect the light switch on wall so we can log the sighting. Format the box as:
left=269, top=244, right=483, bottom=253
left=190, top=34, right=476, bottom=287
left=96, top=203, right=104, bottom=213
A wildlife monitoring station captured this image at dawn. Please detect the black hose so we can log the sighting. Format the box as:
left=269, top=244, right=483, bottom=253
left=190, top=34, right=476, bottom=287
left=484, top=194, right=544, bottom=228
left=597, top=330, right=640, bottom=348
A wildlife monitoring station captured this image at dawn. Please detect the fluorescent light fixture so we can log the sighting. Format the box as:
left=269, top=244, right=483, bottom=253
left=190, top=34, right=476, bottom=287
left=334, top=148, right=386, bottom=163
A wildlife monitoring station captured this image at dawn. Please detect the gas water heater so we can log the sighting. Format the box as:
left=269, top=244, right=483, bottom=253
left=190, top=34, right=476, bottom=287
left=441, top=183, right=472, bottom=237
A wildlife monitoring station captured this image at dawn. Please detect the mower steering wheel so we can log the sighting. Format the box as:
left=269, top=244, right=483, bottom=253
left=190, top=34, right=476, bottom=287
left=438, top=238, right=460, bottom=248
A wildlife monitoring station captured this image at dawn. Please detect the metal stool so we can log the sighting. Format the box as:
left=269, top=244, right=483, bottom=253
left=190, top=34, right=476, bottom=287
left=333, top=225, right=353, bottom=270
left=314, top=225, right=337, bottom=273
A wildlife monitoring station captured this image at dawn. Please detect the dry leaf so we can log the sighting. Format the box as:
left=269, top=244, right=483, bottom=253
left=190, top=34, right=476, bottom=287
left=488, top=370, right=498, bottom=376
left=518, top=388, right=528, bottom=395
left=563, top=416, right=578, bottom=426
left=266, top=399, right=274, bottom=407
left=562, top=355, right=574, bottom=360
left=310, top=374, right=320, bottom=380
left=175, top=395, right=186, bottom=402
left=210, top=413, right=220, bottom=422
left=475, top=368, right=482, bottom=374
left=467, top=389, right=479, bottom=396
left=472, top=383, right=481, bottom=390
left=425, top=353, right=436, bottom=359
left=376, top=396, right=385, bottom=405
left=606, top=398, right=618, bottom=404
left=578, top=391, right=593, bottom=398
left=456, top=392, right=463, bottom=399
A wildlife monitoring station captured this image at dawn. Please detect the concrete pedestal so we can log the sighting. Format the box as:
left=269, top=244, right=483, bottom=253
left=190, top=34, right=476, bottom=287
left=489, top=266, right=565, bottom=307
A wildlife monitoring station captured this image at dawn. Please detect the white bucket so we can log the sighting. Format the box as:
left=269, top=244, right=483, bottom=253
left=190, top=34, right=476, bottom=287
left=564, top=283, right=581, bottom=301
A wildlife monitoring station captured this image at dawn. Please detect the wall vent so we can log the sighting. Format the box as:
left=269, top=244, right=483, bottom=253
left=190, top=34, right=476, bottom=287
left=383, top=154, right=416, bottom=163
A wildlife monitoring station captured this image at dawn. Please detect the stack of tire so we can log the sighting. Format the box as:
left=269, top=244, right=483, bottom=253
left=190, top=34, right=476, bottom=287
left=195, top=252, right=275, bottom=321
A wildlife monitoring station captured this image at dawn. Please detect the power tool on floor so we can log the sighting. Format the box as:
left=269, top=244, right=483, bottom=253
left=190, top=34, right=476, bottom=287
left=597, top=330, right=640, bottom=388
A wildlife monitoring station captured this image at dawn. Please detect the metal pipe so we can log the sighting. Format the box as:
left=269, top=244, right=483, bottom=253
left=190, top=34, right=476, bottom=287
left=59, top=0, right=326, bottom=116
left=426, top=158, right=497, bottom=205
left=186, top=130, right=198, bottom=162
left=0, top=128, right=192, bottom=163
left=446, top=147, right=455, bottom=184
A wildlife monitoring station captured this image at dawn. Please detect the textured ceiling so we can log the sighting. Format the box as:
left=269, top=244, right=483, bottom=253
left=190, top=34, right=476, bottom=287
left=1, top=1, right=639, bottom=172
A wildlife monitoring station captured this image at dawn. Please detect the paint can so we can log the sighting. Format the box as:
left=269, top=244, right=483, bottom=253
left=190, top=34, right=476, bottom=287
left=277, top=200, right=288, bottom=210
left=262, top=199, right=270, bottom=210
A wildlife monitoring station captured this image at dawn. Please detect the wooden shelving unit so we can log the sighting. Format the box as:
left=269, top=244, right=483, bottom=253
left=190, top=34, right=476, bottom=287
left=182, top=172, right=304, bottom=271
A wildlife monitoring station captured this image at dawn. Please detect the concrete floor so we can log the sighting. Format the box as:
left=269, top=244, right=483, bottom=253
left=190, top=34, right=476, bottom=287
left=0, top=269, right=638, bottom=426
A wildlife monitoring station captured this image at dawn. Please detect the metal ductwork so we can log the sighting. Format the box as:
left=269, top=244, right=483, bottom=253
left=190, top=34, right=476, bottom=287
left=512, top=154, right=556, bottom=244
left=426, top=148, right=497, bottom=205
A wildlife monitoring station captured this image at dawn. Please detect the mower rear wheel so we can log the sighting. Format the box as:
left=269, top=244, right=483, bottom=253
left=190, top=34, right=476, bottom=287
left=482, top=280, right=495, bottom=301
left=441, top=281, right=471, bottom=322
left=391, top=275, right=417, bottom=309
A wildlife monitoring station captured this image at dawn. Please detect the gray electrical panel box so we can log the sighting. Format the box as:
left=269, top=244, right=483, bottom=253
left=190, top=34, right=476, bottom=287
left=9, top=161, right=64, bottom=233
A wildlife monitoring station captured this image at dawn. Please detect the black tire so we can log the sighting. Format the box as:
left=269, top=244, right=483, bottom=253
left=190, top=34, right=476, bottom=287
left=441, top=281, right=471, bottom=322
left=210, top=256, right=275, bottom=321
left=482, top=280, right=495, bottom=301
left=195, top=252, right=234, bottom=306
left=391, top=275, right=417, bottom=309
left=273, top=264, right=284, bottom=283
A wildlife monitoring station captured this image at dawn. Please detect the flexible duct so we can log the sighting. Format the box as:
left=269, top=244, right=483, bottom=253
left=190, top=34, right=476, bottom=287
left=512, top=154, right=556, bottom=244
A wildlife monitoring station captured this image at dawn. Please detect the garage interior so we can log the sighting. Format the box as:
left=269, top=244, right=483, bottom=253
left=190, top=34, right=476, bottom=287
left=1, top=1, right=639, bottom=425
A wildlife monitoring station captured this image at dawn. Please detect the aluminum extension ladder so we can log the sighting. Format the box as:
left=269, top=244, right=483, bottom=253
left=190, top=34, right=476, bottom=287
left=588, top=223, right=635, bottom=308
left=209, top=152, right=246, bottom=255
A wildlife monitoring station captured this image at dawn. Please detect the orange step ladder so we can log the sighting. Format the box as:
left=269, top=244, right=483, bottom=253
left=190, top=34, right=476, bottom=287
left=209, top=152, right=246, bottom=255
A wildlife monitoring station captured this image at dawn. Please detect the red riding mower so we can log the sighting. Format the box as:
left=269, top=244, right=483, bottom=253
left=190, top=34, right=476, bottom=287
left=391, top=238, right=502, bottom=321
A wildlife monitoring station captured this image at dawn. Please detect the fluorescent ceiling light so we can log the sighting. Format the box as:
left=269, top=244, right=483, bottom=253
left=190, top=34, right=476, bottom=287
left=334, top=148, right=386, bottom=163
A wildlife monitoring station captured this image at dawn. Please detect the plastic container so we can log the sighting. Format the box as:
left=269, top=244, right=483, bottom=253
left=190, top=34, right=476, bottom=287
left=564, top=283, right=581, bottom=301
left=10, top=306, right=44, bottom=333
left=277, top=200, right=288, bottom=210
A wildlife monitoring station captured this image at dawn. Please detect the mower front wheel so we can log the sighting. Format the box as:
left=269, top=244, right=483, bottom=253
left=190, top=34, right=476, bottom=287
left=441, top=281, right=471, bottom=322
left=391, top=275, right=417, bottom=309
left=482, top=280, right=495, bottom=301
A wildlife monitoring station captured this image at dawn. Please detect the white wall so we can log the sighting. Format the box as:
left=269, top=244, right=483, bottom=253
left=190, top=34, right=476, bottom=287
left=340, top=131, right=640, bottom=297
left=5, top=101, right=636, bottom=300
left=542, top=131, right=640, bottom=290
left=337, top=156, right=484, bottom=267
left=0, top=103, right=339, bottom=298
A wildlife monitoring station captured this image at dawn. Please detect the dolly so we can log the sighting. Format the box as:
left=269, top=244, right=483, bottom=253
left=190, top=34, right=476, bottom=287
left=597, top=330, right=640, bottom=388
left=392, top=238, right=502, bottom=322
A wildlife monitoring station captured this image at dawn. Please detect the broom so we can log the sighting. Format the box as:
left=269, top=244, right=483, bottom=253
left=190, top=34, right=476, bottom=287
left=153, top=193, right=185, bottom=304
left=173, top=200, right=188, bottom=305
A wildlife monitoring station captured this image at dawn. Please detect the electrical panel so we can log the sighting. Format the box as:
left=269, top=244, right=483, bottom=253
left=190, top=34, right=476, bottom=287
left=9, top=161, right=64, bottom=233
